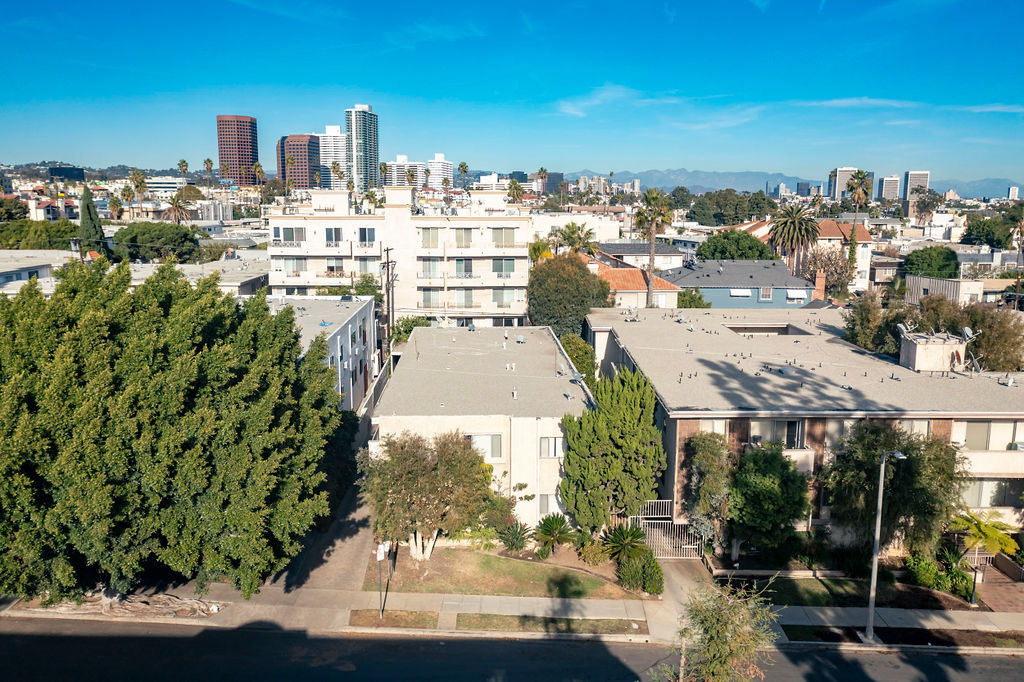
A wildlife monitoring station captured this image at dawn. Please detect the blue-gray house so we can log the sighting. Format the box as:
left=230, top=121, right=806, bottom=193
left=658, top=259, right=815, bottom=308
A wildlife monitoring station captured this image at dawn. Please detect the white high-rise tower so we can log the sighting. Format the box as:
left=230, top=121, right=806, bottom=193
left=316, top=125, right=347, bottom=189
left=345, top=104, right=379, bottom=193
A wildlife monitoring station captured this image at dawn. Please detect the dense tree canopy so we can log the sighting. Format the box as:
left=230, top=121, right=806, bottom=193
left=669, top=185, right=694, bottom=210
left=77, top=185, right=105, bottom=255
left=961, top=213, right=1016, bottom=250
left=903, top=246, right=959, bottom=278
left=560, top=369, right=667, bottom=532
left=0, top=260, right=341, bottom=600
left=688, top=189, right=775, bottom=226
left=0, top=219, right=77, bottom=250
left=696, top=229, right=775, bottom=260
left=112, top=221, right=201, bottom=262
left=0, top=197, right=28, bottom=221
left=526, top=254, right=611, bottom=337
left=822, top=422, right=967, bottom=553
left=676, top=287, right=711, bottom=308
left=559, top=332, right=598, bottom=390
left=728, top=444, right=809, bottom=550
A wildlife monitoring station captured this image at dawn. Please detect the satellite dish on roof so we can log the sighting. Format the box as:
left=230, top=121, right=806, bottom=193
left=516, top=334, right=526, bottom=344
left=968, top=351, right=982, bottom=373
left=896, top=323, right=908, bottom=337
left=962, top=327, right=981, bottom=343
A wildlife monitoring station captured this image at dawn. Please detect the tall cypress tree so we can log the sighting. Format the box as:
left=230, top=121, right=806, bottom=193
left=77, top=185, right=106, bottom=256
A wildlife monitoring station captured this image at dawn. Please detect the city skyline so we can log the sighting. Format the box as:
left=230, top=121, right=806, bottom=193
left=1, top=1, right=1022, bottom=180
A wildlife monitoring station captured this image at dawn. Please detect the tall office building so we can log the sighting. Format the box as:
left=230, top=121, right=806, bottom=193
left=385, top=155, right=426, bottom=186
left=507, top=171, right=528, bottom=183
left=827, top=167, right=857, bottom=201
left=427, top=153, right=454, bottom=190
left=316, top=125, right=347, bottom=189
left=544, top=172, right=565, bottom=194
left=902, top=170, right=930, bottom=201
left=796, top=182, right=811, bottom=197
left=877, top=175, right=900, bottom=201
left=1009, top=186, right=1019, bottom=201
left=345, top=104, right=379, bottom=192
left=276, top=134, right=321, bottom=190
left=217, top=115, right=259, bottom=186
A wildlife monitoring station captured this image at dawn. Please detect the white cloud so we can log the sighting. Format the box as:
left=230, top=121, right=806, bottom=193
left=669, top=106, right=764, bottom=131
left=555, top=84, right=639, bottom=117
left=884, top=119, right=921, bottom=126
left=953, top=104, right=1024, bottom=114
left=799, top=97, right=919, bottom=109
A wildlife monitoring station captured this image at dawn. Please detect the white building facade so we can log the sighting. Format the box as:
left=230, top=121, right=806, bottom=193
left=345, top=104, right=379, bottom=192
left=426, top=153, right=454, bottom=190
left=317, top=125, right=348, bottom=189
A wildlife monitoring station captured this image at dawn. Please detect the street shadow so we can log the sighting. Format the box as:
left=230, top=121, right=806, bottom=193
left=272, top=483, right=371, bottom=593
left=0, top=619, right=655, bottom=681
left=775, top=647, right=970, bottom=682
left=546, top=574, right=586, bottom=600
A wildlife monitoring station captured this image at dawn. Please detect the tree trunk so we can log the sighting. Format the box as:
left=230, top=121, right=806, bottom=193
left=409, top=532, right=421, bottom=560
left=423, top=529, right=440, bottom=560
left=731, top=538, right=743, bottom=563
left=647, top=222, right=656, bottom=307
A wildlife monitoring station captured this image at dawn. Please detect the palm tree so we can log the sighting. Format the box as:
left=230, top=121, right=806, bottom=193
left=424, top=168, right=431, bottom=189
left=770, top=204, right=820, bottom=274
left=529, top=237, right=553, bottom=262
left=507, top=179, right=525, bottom=204
left=441, top=176, right=451, bottom=199
left=252, top=162, right=265, bottom=188
left=162, top=194, right=191, bottom=225
left=635, top=188, right=673, bottom=307
left=846, top=169, right=872, bottom=242
left=177, top=159, right=189, bottom=177
left=405, top=167, right=416, bottom=186
left=379, top=161, right=389, bottom=187
left=203, top=158, right=213, bottom=189
left=108, top=195, right=123, bottom=220
left=220, top=161, right=230, bottom=185
left=347, top=178, right=355, bottom=192
left=330, top=161, right=344, bottom=189
left=314, top=170, right=321, bottom=187
left=537, top=167, right=548, bottom=194
left=559, top=221, right=597, bottom=254
left=364, top=189, right=377, bottom=214
left=458, top=161, right=469, bottom=189
left=129, top=169, right=147, bottom=218
left=811, top=195, right=824, bottom=216
left=120, top=185, right=134, bottom=219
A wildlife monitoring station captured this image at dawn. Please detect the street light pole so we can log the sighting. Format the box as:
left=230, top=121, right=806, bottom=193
left=865, top=449, right=905, bottom=643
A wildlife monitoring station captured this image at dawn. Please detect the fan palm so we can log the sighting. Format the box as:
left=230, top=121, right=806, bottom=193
left=379, top=161, right=389, bottom=187
left=203, top=158, right=213, bottom=188
left=770, top=204, right=819, bottom=274
left=162, top=194, right=191, bottom=225
left=635, top=188, right=673, bottom=307
left=252, top=162, right=265, bottom=188
left=177, top=159, right=188, bottom=177
left=947, top=512, right=1019, bottom=565
left=108, top=195, right=123, bottom=220
left=129, top=169, right=146, bottom=218
left=846, top=169, right=872, bottom=245
left=330, top=161, right=344, bottom=189
left=220, top=161, right=230, bottom=184
left=424, top=168, right=431, bottom=189
left=405, top=167, right=416, bottom=186
left=313, top=170, right=321, bottom=187
left=507, top=179, right=525, bottom=204
left=120, top=186, right=134, bottom=219
left=537, top=166, right=548, bottom=194
left=458, top=161, right=469, bottom=188
left=529, top=237, right=553, bottom=262
left=559, top=221, right=597, bottom=254
left=535, top=514, right=573, bottom=555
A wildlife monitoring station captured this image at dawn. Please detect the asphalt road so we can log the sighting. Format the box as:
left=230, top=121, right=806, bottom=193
left=0, top=618, right=1019, bottom=681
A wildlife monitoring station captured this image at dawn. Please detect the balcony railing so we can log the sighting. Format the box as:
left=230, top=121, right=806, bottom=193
left=325, top=241, right=343, bottom=248
left=451, top=302, right=481, bottom=309
left=418, top=301, right=442, bottom=308
left=275, top=241, right=302, bottom=248
left=451, top=242, right=473, bottom=248
left=356, top=241, right=376, bottom=248
left=494, top=302, right=514, bottom=309
left=490, top=242, right=528, bottom=249
left=417, top=272, right=441, bottom=279
left=452, top=272, right=479, bottom=279
left=286, top=270, right=305, bottom=278
left=495, top=272, right=514, bottom=279
left=320, top=270, right=349, bottom=278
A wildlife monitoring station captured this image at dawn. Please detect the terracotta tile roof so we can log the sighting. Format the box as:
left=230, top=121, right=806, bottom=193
left=720, top=220, right=773, bottom=243
left=580, top=254, right=679, bottom=292
left=818, top=219, right=871, bottom=242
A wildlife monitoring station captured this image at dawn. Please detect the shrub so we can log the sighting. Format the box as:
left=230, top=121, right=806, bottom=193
left=572, top=528, right=593, bottom=551
left=642, top=552, right=664, bottom=594
left=536, top=544, right=551, bottom=560
left=905, top=554, right=942, bottom=589
left=579, top=541, right=611, bottom=566
left=948, top=567, right=972, bottom=600
left=833, top=545, right=872, bottom=579
left=497, top=520, right=531, bottom=552
left=617, top=554, right=645, bottom=591
left=604, top=524, right=647, bottom=561
left=535, top=514, right=573, bottom=555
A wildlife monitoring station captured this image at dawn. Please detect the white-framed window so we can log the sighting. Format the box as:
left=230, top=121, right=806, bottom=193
left=325, top=227, right=342, bottom=243
left=491, top=227, right=516, bottom=247
left=899, top=419, right=931, bottom=437
left=773, top=419, right=804, bottom=449
left=283, top=257, right=306, bottom=273
left=357, top=257, right=375, bottom=274
left=358, top=227, right=375, bottom=244
left=326, top=257, right=344, bottom=273
left=454, top=228, right=473, bottom=247
left=759, top=286, right=772, bottom=301
left=469, top=434, right=502, bottom=461
left=963, top=478, right=1024, bottom=508
left=492, top=258, right=515, bottom=277
left=539, top=436, right=564, bottom=458
left=280, top=227, right=305, bottom=242
left=539, top=493, right=562, bottom=515
left=421, top=227, right=440, bottom=248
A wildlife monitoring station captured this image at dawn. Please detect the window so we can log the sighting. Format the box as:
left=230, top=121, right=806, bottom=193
left=421, top=228, right=439, bottom=248
left=454, top=258, right=473, bottom=277
left=539, top=437, right=564, bottom=458
left=326, top=257, right=344, bottom=273
left=964, top=421, right=990, bottom=450
left=358, top=227, right=375, bottom=244
left=493, top=317, right=516, bottom=327
left=283, top=257, right=306, bottom=273
left=759, top=286, right=772, bottom=301
left=963, top=478, right=1024, bottom=508
left=454, top=228, right=473, bottom=247
left=491, top=227, right=515, bottom=247
left=492, top=258, right=515, bottom=278
left=280, top=227, right=305, bottom=242
left=899, top=419, right=931, bottom=437
left=469, top=434, right=502, bottom=461
left=773, top=420, right=804, bottom=449
left=420, top=257, right=440, bottom=277
left=492, top=289, right=513, bottom=308
left=325, top=227, right=342, bottom=243
left=455, top=288, right=474, bottom=307
left=357, top=257, right=375, bottom=274
left=729, top=288, right=753, bottom=297
left=421, top=288, right=440, bottom=307
left=539, top=494, right=560, bottom=515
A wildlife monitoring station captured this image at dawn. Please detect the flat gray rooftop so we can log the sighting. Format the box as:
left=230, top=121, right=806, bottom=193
left=129, top=258, right=269, bottom=286
left=587, top=307, right=1024, bottom=417
left=268, top=295, right=372, bottom=352
left=659, top=259, right=809, bottom=289
left=374, top=326, right=590, bottom=418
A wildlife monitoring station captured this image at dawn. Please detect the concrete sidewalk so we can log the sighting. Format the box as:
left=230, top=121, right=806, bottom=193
left=777, top=605, right=1024, bottom=632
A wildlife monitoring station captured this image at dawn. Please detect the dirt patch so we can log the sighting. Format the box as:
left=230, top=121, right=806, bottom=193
left=496, top=546, right=620, bottom=584
left=876, top=628, right=1024, bottom=648
left=349, top=609, right=438, bottom=629
left=14, top=592, right=224, bottom=619
left=364, top=547, right=634, bottom=600
left=457, top=613, right=648, bottom=635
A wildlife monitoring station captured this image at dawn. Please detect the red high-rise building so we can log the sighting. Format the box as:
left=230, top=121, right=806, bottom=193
left=217, top=115, right=259, bottom=186
left=276, top=135, right=321, bottom=190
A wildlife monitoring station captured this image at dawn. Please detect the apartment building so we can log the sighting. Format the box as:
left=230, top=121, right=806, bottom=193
left=877, top=175, right=900, bottom=201
left=216, top=115, right=259, bottom=186
left=269, top=295, right=377, bottom=412
left=903, top=170, right=930, bottom=201
left=586, top=307, right=1024, bottom=529
left=345, top=104, right=379, bottom=192
left=317, top=125, right=347, bottom=189
left=371, top=326, right=591, bottom=526
left=384, top=155, right=426, bottom=187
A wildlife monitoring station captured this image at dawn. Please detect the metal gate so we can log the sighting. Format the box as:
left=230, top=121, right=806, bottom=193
left=628, top=500, right=702, bottom=559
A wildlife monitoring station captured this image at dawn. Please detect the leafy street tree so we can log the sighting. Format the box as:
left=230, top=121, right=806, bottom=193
left=0, top=197, right=28, bottom=221
left=635, top=188, right=673, bottom=307
left=961, top=214, right=1015, bottom=250
left=770, top=204, right=820, bottom=273
left=685, top=433, right=733, bottom=546
left=913, top=187, right=943, bottom=224
left=696, top=229, right=774, bottom=260
left=560, top=369, right=667, bottom=532
left=113, top=221, right=200, bottom=262
left=676, top=287, right=711, bottom=308
left=669, top=185, right=693, bottom=210
left=822, top=422, right=967, bottom=554
left=558, top=221, right=597, bottom=254
left=677, top=581, right=778, bottom=682
left=801, top=246, right=855, bottom=295
left=391, top=316, right=430, bottom=343
left=688, top=189, right=752, bottom=226
left=903, top=245, right=959, bottom=278
left=77, top=185, right=105, bottom=255
left=0, top=261, right=341, bottom=600
left=0, top=219, right=77, bottom=249
left=559, top=332, right=598, bottom=390
left=727, top=444, right=809, bottom=552
left=176, top=185, right=205, bottom=202
left=507, top=178, right=525, bottom=203
left=526, top=254, right=611, bottom=337
left=358, top=432, right=492, bottom=560
left=747, top=189, right=777, bottom=218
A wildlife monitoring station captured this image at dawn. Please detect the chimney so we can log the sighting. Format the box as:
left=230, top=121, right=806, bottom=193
left=812, top=269, right=826, bottom=301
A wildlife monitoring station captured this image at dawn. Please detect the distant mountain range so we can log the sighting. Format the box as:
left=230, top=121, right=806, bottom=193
left=565, top=168, right=1022, bottom=199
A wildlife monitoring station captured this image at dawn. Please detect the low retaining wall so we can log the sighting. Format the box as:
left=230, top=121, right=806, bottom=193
left=993, top=552, right=1024, bottom=582
left=711, top=568, right=847, bottom=580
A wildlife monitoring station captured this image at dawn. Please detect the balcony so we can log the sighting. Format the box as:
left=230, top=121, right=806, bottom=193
left=320, top=270, right=350, bottom=278
left=417, top=301, right=443, bottom=309
left=275, top=241, right=302, bottom=248
left=357, top=241, right=376, bottom=248
left=417, top=271, right=441, bottom=279
left=495, top=272, right=514, bottom=279
left=286, top=270, right=305, bottom=278
left=451, top=302, right=481, bottom=309
left=451, top=272, right=479, bottom=279
left=450, top=242, right=474, bottom=249
left=963, top=450, right=1024, bottom=477
left=325, top=241, right=343, bottom=248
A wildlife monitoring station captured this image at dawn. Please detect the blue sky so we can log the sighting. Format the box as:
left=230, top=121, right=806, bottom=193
left=1, top=0, right=1022, bottom=183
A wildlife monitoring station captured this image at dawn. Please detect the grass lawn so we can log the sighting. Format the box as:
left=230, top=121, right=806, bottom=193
left=365, top=548, right=634, bottom=600
left=457, top=613, right=648, bottom=635
left=349, top=610, right=438, bottom=629
left=759, top=578, right=974, bottom=611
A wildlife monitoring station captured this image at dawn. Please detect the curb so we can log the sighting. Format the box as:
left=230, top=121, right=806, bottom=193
left=776, top=640, right=1024, bottom=658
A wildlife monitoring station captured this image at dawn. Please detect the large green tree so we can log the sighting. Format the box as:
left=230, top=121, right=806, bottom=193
left=77, top=185, right=106, bottom=257
left=961, top=214, right=1014, bottom=250
left=0, top=197, right=28, bottom=221
left=560, top=369, right=667, bottom=532
left=728, top=444, right=809, bottom=551
left=822, top=422, right=967, bottom=554
left=696, top=229, right=775, bottom=260
left=559, top=332, right=597, bottom=390
left=0, top=260, right=341, bottom=600
left=676, top=287, right=711, bottom=308
left=688, top=189, right=751, bottom=226
left=0, top=219, right=77, bottom=249
left=357, top=432, right=492, bottom=560
left=669, top=185, right=693, bottom=210
left=903, top=245, right=960, bottom=278
left=112, top=221, right=201, bottom=262
left=526, top=254, right=611, bottom=337
left=685, top=433, right=733, bottom=545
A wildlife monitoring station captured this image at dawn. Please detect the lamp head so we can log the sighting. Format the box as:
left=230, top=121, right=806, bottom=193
left=887, top=450, right=907, bottom=460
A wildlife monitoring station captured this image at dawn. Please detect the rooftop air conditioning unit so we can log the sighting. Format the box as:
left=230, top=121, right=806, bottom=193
left=1009, top=442, right=1024, bottom=451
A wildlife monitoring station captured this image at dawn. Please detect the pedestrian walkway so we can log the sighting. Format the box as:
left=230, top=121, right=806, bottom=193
left=777, top=605, right=1024, bottom=632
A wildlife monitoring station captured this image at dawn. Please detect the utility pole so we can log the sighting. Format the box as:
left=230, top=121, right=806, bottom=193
left=1015, top=218, right=1022, bottom=311
left=381, top=247, right=397, bottom=372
